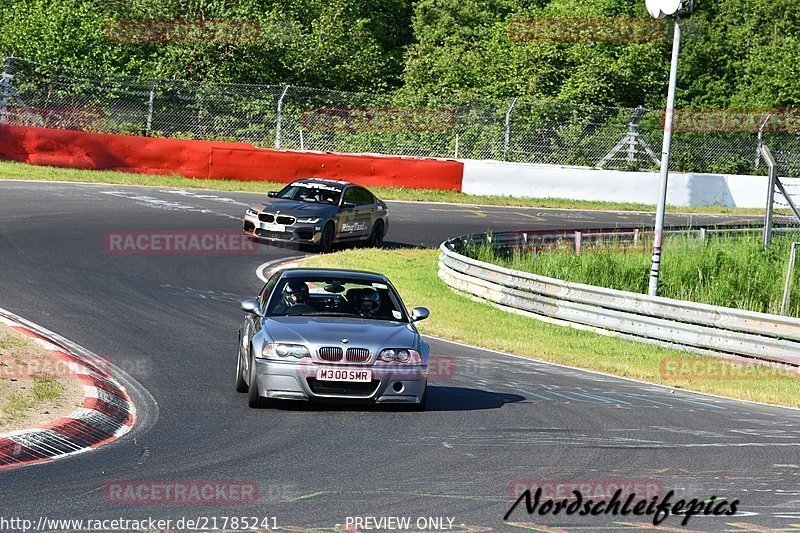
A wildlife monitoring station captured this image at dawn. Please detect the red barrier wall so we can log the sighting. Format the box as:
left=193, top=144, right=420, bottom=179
left=0, top=125, right=464, bottom=191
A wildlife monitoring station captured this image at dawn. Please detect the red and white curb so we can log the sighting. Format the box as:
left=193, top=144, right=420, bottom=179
left=0, top=311, right=135, bottom=469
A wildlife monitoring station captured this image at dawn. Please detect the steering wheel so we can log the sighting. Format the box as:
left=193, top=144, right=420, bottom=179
left=285, top=303, right=315, bottom=315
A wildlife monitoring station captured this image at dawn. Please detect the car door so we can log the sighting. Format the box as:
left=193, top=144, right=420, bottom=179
left=351, top=187, right=375, bottom=239
left=337, top=187, right=356, bottom=240
left=338, top=187, right=368, bottom=240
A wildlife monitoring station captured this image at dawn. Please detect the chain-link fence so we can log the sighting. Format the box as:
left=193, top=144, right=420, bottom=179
left=2, top=56, right=798, bottom=176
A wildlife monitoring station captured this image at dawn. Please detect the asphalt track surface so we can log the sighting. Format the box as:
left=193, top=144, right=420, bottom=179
left=1, top=180, right=799, bottom=532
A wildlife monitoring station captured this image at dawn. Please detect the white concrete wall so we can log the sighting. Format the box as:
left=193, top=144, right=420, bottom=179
left=459, top=159, right=796, bottom=208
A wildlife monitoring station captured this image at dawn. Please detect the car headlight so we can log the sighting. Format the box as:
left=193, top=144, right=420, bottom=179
left=378, top=348, right=421, bottom=364
left=296, top=217, right=320, bottom=224
left=246, top=208, right=259, bottom=216
left=260, top=343, right=310, bottom=359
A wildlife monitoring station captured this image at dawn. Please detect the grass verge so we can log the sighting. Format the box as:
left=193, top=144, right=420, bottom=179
left=0, top=159, right=772, bottom=214
left=0, top=326, right=84, bottom=432
left=468, top=232, right=800, bottom=317
left=302, top=247, right=800, bottom=408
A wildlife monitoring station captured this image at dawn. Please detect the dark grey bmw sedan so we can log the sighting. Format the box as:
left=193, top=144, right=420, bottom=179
left=242, top=178, right=389, bottom=251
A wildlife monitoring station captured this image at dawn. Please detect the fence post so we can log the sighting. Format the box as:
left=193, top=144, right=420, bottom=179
left=299, top=124, right=304, bottom=151
left=504, top=97, right=518, bottom=160
left=762, top=145, right=777, bottom=247
left=275, top=85, right=290, bottom=149
left=780, top=242, right=800, bottom=315
left=755, top=114, right=772, bottom=169
left=0, top=55, right=15, bottom=125
left=574, top=231, right=582, bottom=253
left=145, top=78, right=156, bottom=134
left=454, top=133, right=459, bottom=159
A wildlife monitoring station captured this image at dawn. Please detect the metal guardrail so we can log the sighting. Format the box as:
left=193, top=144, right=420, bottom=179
left=439, top=230, right=800, bottom=367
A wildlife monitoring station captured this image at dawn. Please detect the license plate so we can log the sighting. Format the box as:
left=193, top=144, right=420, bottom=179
left=316, top=368, right=372, bottom=382
left=261, top=223, right=285, bottom=232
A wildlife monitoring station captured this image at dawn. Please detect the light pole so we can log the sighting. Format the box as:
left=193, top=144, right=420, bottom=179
left=645, top=0, right=689, bottom=296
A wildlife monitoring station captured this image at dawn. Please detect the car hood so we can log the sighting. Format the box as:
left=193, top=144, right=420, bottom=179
left=250, top=199, right=338, bottom=217
left=264, top=316, right=418, bottom=349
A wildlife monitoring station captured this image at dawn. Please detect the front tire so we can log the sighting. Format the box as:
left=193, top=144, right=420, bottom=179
left=247, top=354, right=267, bottom=408
left=235, top=343, right=248, bottom=393
left=318, top=222, right=335, bottom=253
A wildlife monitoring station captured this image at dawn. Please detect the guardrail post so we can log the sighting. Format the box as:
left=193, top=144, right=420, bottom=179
left=574, top=231, right=582, bottom=253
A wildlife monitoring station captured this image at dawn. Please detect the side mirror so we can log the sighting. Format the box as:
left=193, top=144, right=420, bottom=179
left=410, top=307, right=430, bottom=322
left=267, top=191, right=278, bottom=198
left=241, top=299, right=262, bottom=316
left=341, top=201, right=356, bottom=209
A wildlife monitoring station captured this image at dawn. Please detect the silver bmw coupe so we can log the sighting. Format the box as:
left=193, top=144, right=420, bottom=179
left=237, top=268, right=430, bottom=410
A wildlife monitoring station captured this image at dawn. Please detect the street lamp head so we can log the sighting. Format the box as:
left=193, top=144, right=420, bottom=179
left=645, top=0, right=683, bottom=19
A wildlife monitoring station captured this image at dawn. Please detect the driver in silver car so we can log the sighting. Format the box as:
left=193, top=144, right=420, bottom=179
left=355, top=289, right=381, bottom=317
left=274, top=280, right=311, bottom=314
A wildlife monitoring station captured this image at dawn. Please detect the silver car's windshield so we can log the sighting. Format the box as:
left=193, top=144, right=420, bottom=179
left=266, top=276, right=408, bottom=322
left=275, top=183, right=341, bottom=204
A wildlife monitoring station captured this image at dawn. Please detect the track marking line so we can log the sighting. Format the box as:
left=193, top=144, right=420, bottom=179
left=727, top=523, right=786, bottom=532
left=284, top=491, right=326, bottom=503
left=506, top=523, right=571, bottom=532
left=614, top=522, right=703, bottom=532
left=512, top=387, right=552, bottom=401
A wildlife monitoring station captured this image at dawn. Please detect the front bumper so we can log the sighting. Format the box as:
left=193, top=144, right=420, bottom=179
left=242, top=214, right=322, bottom=244
left=251, top=359, right=427, bottom=404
